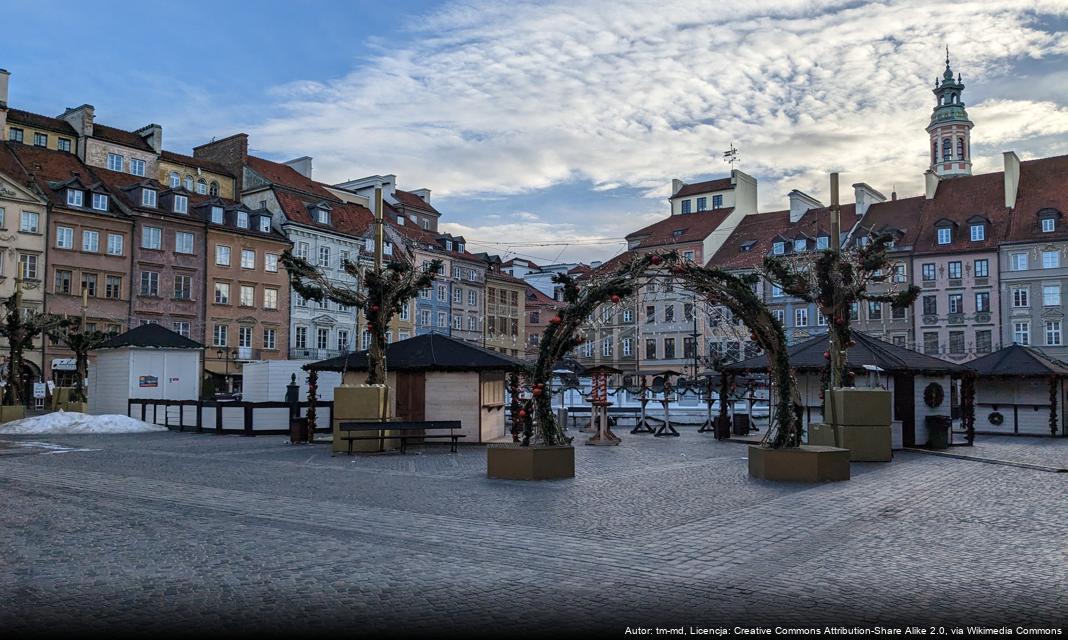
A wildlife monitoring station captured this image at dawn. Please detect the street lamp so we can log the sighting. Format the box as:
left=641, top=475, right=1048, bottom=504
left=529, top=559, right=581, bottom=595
left=216, top=348, right=238, bottom=393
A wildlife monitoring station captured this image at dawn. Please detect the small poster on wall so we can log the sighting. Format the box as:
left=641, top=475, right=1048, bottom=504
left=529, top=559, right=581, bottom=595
left=33, top=383, right=46, bottom=399
left=139, top=375, right=159, bottom=388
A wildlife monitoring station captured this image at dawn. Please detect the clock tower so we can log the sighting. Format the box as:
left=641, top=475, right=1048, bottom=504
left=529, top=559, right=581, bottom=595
left=926, top=49, right=973, bottom=178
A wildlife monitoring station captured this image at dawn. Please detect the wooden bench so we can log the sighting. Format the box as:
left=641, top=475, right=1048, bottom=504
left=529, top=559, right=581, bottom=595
left=338, top=420, right=465, bottom=454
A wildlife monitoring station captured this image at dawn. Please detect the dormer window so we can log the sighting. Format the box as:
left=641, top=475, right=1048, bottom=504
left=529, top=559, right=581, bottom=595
left=173, top=195, right=188, bottom=214
left=130, top=159, right=146, bottom=177
left=169, top=172, right=180, bottom=188
left=445, top=240, right=453, bottom=251
left=237, top=211, right=249, bottom=228
left=67, top=189, right=84, bottom=207
left=969, top=223, right=985, bottom=241
left=316, top=208, right=329, bottom=225
left=936, top=227, right=951, bottom=245
left=211, top=206, right=224, bottom=224
left=107, top=153, right=123, bottom=172
left=712, top=195, right=723, bottom=209
left=457, top=243, right=465, bottom=252
left=142, top=189, right=157, bottom=208
left=772, top=241, right=785, bottom=255
left=816, top=235, right=829, bottom=250
left=92, top=194, right=108, bottom=211
left=397, top=215, right=405, bottom=225
left=1043, top=218, right=1056, bottom=233
left=793, top=239, right=806, bottom=252
left=696, top=197, right=707, bottom=211
left=258, top=216, right=270, bottom=233
left=681, top=200, right=692, bottom=214
left=740, top=240, right=756, bottom=253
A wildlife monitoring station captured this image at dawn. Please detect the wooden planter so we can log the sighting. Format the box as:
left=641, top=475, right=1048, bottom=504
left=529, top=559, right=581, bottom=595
left=487, top=444, right=575, bottom=480
left=836, top=425, right=892, bottom=462
left=807, top=423, right=837, bottom=446
left=748, top=445, right=850, bottom=482
left=824, top=389, right=892, bottom=426
left=0, top=405, right=26, bottom=423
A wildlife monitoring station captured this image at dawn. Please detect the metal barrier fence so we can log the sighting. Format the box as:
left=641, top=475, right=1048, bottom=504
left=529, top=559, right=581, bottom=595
left=127, top=399, right=335, bottom=436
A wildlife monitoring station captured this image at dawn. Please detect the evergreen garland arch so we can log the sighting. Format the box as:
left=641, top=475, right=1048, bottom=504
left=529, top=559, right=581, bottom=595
left=528, top=250, right=803, bottom=449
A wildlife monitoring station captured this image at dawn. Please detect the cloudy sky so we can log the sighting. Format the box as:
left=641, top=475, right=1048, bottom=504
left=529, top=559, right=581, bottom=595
left=6, top=0, right=1068, bottom=264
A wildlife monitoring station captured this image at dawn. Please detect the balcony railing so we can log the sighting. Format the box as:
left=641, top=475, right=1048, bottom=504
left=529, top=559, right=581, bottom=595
left=288, top=348, right=345, bottom=360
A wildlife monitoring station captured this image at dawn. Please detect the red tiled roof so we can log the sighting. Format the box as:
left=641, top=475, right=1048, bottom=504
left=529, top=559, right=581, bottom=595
left=0, top=143, right=33, bottom=188
left=625, top=208, right=735, bottom=248
left=525, top=284, right=562, bottom=307
left=6, top=143, right=115, bottom=210
left=1004, top=155, right=1068, bottom=243
left=160, top=150, right=234, bottom=177
left=92, top=123, right=153, bottom=152
left=852, top=196, right=925, bottom=250
left=706, top=205, right=851, bottom=271
left=273, top=189, right=374, bottom=238
left=5, top=109, right=78, bottom=136
left=393, top=189, right=439, bottom=215
left=910, top=171, right=1008, bottom=255
left=246, top=155, right=338, bottom=201
left=671, top=177, right=733, bottom=199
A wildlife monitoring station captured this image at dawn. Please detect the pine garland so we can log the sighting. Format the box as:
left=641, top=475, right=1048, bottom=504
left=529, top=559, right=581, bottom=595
left=1049, top=375, right=1058, bottom=436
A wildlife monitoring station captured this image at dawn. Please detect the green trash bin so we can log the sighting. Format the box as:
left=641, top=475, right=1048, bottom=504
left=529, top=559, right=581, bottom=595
left=925, top=415, right=951, bottom=450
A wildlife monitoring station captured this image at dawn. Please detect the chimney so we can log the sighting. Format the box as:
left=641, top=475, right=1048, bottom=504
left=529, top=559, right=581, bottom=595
left=283, top=156, right=313, bottom=179
left=194, top=133, right=249, bottom=191
left=590, top=261, right=602, bottom=269
left=135, top=124, right=163, bottom=154
left=671, top=179, right=684, bottom=196
left=852, top=182, right=886, bottom=217
left=0, top=69, right=9, bottom=135
left=1003, top=151, right=1021, bottom=209
left=410, top=188, right=431, bottom=203
left=787, top=189, right=823, bottom=223
left=58, top=104, right=95, bottom=137
left=380, top=174, right=396, bottom=199
left=924, top=170, right=940, bottom=200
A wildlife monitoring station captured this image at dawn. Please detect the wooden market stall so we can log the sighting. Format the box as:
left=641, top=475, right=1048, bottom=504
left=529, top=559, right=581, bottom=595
left=968, top=344, right=1068, bottom=437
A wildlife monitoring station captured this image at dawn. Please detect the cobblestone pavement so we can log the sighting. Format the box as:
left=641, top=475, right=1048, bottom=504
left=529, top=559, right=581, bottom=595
left=945, top=434, right=1068, bottom=469
left=1, top=430, right=1065, bottom=636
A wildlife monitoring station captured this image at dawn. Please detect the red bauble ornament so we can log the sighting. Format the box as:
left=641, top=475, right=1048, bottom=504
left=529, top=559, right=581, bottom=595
left=650, top=255, right=663, bottom=265
left=750, top=332, right=759, bottom=341
left=370, top=305, right=381, bottom=313
left=610, top=294, right=621, bottom=304
left=550, top=316, right=562, bottom=325
left=823, top=351, right=831, bottom=360
left=532, top=388, right=543, bottom=397
left=518, top=409, right=527, bottom=418
left=835, top=317, right=846, bottom=326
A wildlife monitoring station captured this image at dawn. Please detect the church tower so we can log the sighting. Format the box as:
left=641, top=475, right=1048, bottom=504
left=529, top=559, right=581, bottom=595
left=926, top=49, right=973, bottom=178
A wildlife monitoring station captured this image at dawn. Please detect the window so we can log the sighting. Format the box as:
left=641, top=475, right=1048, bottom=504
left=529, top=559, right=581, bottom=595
left=1047, top=321, right=1063, bottom=346
left=54, top=270, right=72, bottom=294
left=214, top=282, right=230, bottom=304
left=56, top=226, right=73, bottom=249
left=712, top=195, right=723, bottom=209
left=948, top=294, right=963, bottom=315
left=8, top=127, right=22, bottom=143
left=294, top=293, right=306, bottom=307
left=196, top=178, right=207, bottom=195
left=892, top=305, right=906, bottom=320
left=316, top=208, right=330, bottom=225
left=174, top=274, right=191, bottom=300
left=794, top=308, right=808, bottom=327
left=171, top=231, right=193, bottom=254
left=942, top=137, right=952, bottom=162
left=771, top=284, right=783, bottom=298
left=173, top=322, right=190, bottom=338
left=209, top=181, right=219, bottom=197
left=107, top=153, right=123, bottom=171
left=868, top=301, right=882, bottom=320
left=184, top=176, right=194, bottom=191
left=924, top=332, right=940, bottom=355
left=210, top=206, right=224, bottom=224
left=436, top=312, right=446, bottom=328
left=418, top=309, right=431, bottom=326
left=1013, top=287, right=1029, bottom=308
left=602, top=337, right=613, bottom=357
left=105, top=276, right=121, bottom=299
left=130, top=158, right=146, bottom=177
left=921, top=263, right=936, bottom=281
left=681, top=200, right=692, bottom=214
left=1044, top=284, right=1061, bottom=306
left=169, top=172, right=180, bottom=188
left=453, top=287, right=463, bottom=304
left=644, top=339, right=656, bottom=359
left=82, top=230, right=99, bottom=253
left=142, top=226, right=162, bottom=250
left=240, top=285, right=254, bottom=307
left=263, top=328, right=276, bottom=350
left=32, top=132, right=47, bottom=147
left=91, top=193, right=108, bottom=211
left=922, top=295, right=938, bottom=315
left=140, top=271, right=159, bottom=296
left=849, top=302, right=859, bottom=321
left=467, top=289, right=477, bottom=306
left=107, top=233, right=123, bottom=256
left=816, top=236, right=829, bottom=250
left=937, top=227, right=951, bottom=245
left=336, top=329, right=349, bottom=352
left=263, top=288, right=278, bottom=310
left=16, top=253, right=36, bottom=280
left=949, top=331, right=965, bottom=355
left=437, top=285, right=448, bottom=302
left=975, top=291, right=990, bottom=313
left=664, top=305, right=674, bottom=322
left=772, top=242, right=785, bottom=255
left=794, top=238, right=806, bottom=252
left=318, top=246, right=330, bottom=268
left=1014, top=322, right=1030, bottom=346
left=58, top=138, right=71, bottom=153
left=294, top=326, right=308, bottom=349
left=173, top=195, right=188, bottom=214
left=142, top=189, right=157, bottom=207
left=974, top=259, right=989, bottom=278
left=265, top=254, right=278, bottom=273
left=241, top=249, right=255, bottom=269
left=1042, top=218, right=1056, bottom=233
left=1012, top=253, right=1028, bottom=271
left=970, top=224, right=985, bottom=241
left=20, top=211, right=39, bottom=232
left=622, top=338, right=632, bottom=356
left=893, top=264, right=907, bottom=283
left=258, top=216, right=270, bottom=233
left=213, top=325, right=228, bottom=347
left=645, top=305, right=655, bottom=323
left=976, top=331, right=992, bottom=354
left=215, top=245, right=231, bottom=266
left=295, top=242, right=309, bottom=260
left=1042, top=250, right=1060, bottom=269
left=664, top=338, right=675, bottom=359
left=237, top=211, right=249, bottom=228
left=948, top=261, right=962, bottom=279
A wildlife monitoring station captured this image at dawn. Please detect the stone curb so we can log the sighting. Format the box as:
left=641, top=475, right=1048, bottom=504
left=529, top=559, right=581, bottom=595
left=903, top=447, right=1067, bottom=473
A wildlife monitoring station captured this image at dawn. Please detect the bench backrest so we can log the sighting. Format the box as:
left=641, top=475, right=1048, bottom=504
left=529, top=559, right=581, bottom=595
left=339, top=420, right=462, bottom=432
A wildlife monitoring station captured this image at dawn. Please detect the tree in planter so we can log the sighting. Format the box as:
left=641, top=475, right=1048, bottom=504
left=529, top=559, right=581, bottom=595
left=0, top=292, right=66, bottom=407
left=46, top=318, right=115, bottom=404
left=281, top=251, right=441, bottom=385
left=530, top=250, right=803, bottom=448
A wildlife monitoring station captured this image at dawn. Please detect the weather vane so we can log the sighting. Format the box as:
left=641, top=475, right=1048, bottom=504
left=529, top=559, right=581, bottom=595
left=723, top=142, right=740, bottom=169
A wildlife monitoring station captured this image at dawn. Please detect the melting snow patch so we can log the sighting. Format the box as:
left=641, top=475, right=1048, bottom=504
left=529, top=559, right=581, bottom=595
left=0, top=412, right=167, bottom=435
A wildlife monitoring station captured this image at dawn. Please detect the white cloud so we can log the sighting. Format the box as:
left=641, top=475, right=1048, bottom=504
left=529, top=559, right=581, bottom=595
left=250, top=0, right=1068, bottom=261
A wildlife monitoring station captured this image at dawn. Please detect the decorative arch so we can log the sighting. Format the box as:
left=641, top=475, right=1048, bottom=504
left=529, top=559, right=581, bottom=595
left=524, top=250, right=803, bottom=449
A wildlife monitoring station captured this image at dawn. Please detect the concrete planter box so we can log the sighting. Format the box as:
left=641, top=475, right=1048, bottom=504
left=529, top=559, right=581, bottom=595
left=748, top=445, right=850, bottom=483
left=332, top=385, right=391, bottom=453
left=807, top=423, right=837, bottom=446
left=824, top=388, right=892, bottom=427
left=0, top=405, right=26, bottom=423
left=836, top=425, right=892, bottom=462
left=487, top=444, right=575, bottom=480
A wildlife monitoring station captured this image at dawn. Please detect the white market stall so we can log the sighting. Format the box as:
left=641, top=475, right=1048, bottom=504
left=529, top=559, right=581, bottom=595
left=969, top=344, right=1068, bottom=437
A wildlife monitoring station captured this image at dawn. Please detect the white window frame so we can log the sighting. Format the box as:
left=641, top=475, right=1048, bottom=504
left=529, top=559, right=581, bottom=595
left=264, top=288, right=278, bottom=310
left=1042, top=250, right=1060, bottom=269
left=92, top=193, right=108, bottom=211
left=175, top=231, right=194, bottom=255
left=142, top=226, right=162, bottom=250
left=20, top=210, right=39, bottom=233
left=216, top=245, right=231, bottom=266
left=82, top=230, right=99, bottom=253
left=265, top=254, right=278, bottom=273
left=936, top=227, right=951, bottom=245
left=211, top=206, right=224, bottom=224
left=1046, top=320, right=1063, bottom=346
left=794, top=308, right=808, bottom=327
left=107, top=233, right=124, bottom=256
left=970, top=224, right=985, bottom=241
left=142, top=189, right=157, bottom=208
left=56, top=226, right=73, bottom=249
left=130, top=158, right=146, bottom=177
left=1042, top=218, right=1055, bottom=233
left=1014, top=322, right=1030, bottom=346
left=107, top=153, right=123, bottom=171
left=173, top=195, right=188, bottom=214
left=1043, top=284, right=1061, bottom=307
left=1012, top=287, right=1029, bottom=308
left=241, top=249, right=255, bottom=269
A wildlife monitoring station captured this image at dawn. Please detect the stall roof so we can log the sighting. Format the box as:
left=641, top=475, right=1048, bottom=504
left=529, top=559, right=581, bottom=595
left=305, top=333, right=525, bottom=372
left=97, top=324, right=203, bottom=350
left=723, top=330, right=970, bottom=375
left=967, top=344, right=1068, bottom=377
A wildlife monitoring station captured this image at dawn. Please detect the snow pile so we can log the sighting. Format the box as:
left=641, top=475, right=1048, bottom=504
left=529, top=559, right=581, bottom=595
left=0, top=411, right=167, bottom=435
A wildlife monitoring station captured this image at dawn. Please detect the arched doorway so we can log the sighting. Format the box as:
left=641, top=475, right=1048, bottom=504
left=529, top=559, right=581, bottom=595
left=522, top=250, right=802, bottom=449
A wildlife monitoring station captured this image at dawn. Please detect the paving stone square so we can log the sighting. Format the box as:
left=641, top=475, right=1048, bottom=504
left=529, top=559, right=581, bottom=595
left=1, top=429, right=1065, bottom=636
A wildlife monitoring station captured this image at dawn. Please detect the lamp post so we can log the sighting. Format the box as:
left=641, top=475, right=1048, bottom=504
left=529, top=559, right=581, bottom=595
left=216, top=348, right=238, bottom=393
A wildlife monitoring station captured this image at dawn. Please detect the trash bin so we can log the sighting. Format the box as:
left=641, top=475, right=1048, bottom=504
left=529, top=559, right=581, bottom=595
left=925, top=415, right=951, bottom=450
left=290, top=417, right=309, bottom=444
left=715, top=415, right=731, bottom=440
left=732, top=413, right=750, bottom=436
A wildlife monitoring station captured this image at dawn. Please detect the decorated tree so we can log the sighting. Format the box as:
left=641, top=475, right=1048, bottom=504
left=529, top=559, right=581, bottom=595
left=530, top=250, right=803, bottom=449
left=281, top=251, right=440, bottom=385
left=0, top=290, right=65, bottom=406
left=46, top=318, right=115, bottom=403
